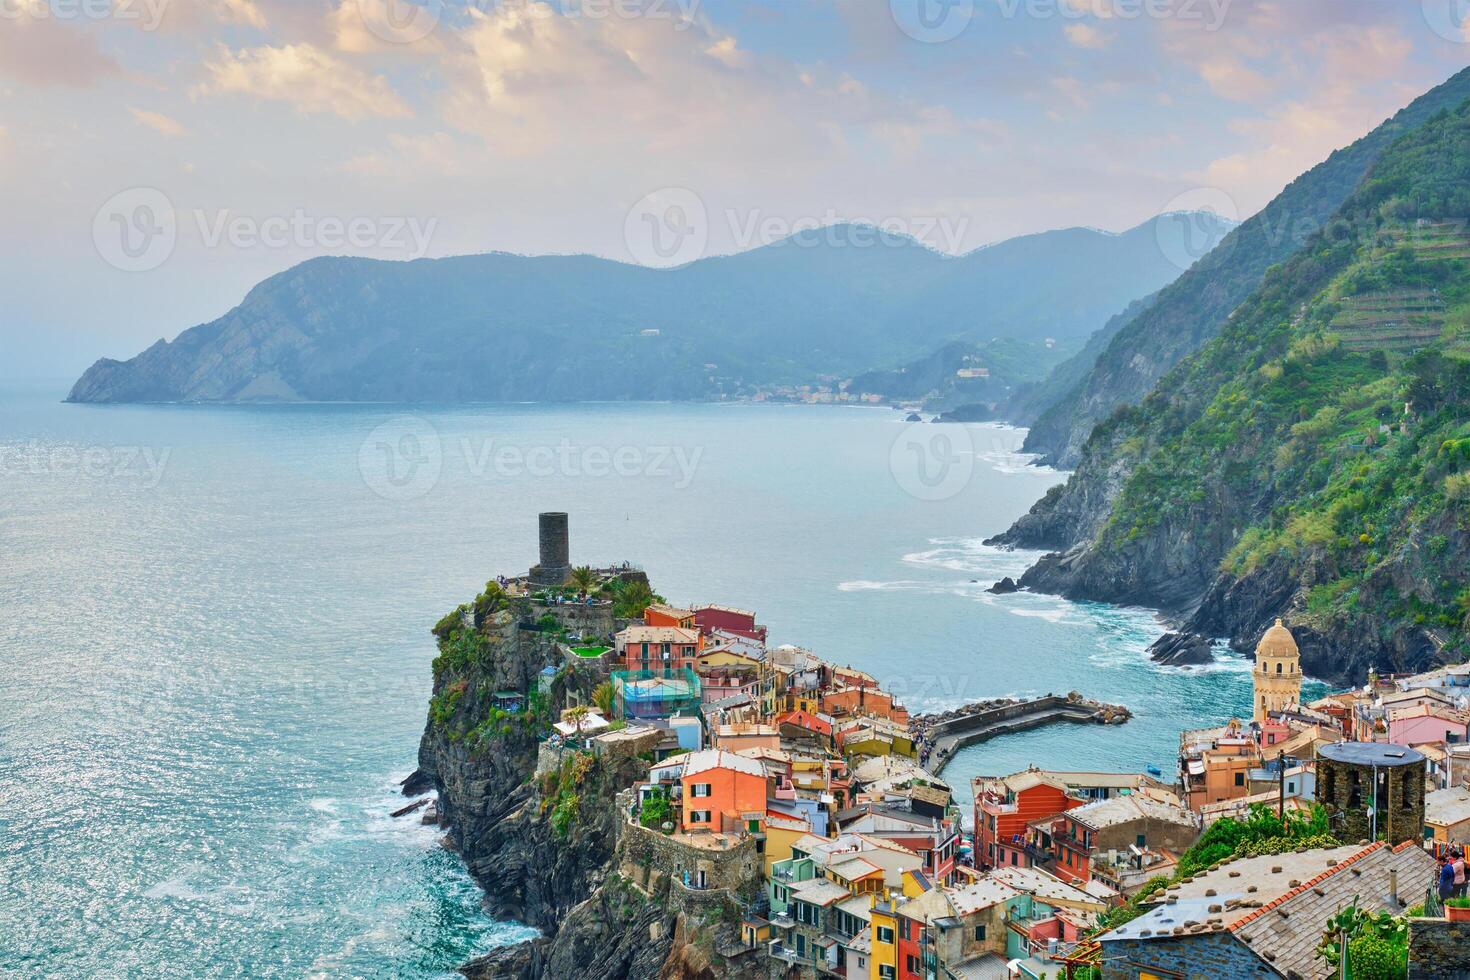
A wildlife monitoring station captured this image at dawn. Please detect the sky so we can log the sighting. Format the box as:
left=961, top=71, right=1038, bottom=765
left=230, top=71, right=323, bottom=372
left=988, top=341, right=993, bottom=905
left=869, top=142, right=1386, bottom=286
left=2, top=0, right=1470, bottom=379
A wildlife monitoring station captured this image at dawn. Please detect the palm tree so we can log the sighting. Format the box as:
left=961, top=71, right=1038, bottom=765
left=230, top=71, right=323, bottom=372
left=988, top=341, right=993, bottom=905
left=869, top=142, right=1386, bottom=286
left=570, top=565, right=598, bottom=597
left=613, top=579, right=656, bottom=619
left=592, top=681, right=616, bottom=716
left=565, top=704, right=592, bottom=740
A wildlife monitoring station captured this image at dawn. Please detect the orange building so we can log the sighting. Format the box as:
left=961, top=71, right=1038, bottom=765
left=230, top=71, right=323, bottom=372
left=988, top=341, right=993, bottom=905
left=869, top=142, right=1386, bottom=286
left=680, top=749, right=769, bottom=834
left=973, top=770, right=1082, bottom=870
left=644, top=604, right=697, bottom=630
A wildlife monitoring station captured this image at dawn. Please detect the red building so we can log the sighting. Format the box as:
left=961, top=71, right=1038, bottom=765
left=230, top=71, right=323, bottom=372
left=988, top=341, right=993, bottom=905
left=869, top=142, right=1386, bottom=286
left=974, top=770, right=1081, bottom=871
left=616, top=625, right=703, bottom=672
left=692, top=604, right=767, bottom=643
left=895, top=908, right=927, bottom=980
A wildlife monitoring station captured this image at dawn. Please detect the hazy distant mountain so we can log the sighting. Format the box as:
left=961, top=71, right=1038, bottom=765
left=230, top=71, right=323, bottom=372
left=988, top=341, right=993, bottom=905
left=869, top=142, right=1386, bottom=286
left=68, top=214, right=1232, bottom=404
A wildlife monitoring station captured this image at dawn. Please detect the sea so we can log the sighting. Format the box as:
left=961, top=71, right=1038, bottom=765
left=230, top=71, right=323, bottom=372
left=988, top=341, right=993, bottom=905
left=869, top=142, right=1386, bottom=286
left=0, top=381, right=1325, bottom=977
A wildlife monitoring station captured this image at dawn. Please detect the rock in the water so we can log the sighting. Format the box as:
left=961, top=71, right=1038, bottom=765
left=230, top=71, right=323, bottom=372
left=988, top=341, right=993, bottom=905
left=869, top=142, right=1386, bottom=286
left=905, top=412, right=923, bottom=423
left=988, top=577, right=1020, bottom=594
left=420, top=802, right=439, bottom=825
left=390, top=797, right=430, bottom=819
left=1149, top=632, right=1215, bottom=666
left=400, top=769, right=434, bottom=797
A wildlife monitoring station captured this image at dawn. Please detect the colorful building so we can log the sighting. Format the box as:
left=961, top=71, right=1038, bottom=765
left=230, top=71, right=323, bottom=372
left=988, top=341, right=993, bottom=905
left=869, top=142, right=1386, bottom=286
left=679, top=749, right=767, bottom=834
left=616, top=625, right=703, bottom=672
left=692, top=603, right=767, bottom=643
left=974, top=770, right=1081, bottom=871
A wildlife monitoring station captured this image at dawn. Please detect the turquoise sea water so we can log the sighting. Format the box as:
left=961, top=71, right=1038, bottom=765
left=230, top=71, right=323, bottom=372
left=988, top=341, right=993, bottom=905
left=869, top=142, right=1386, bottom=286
left=0, top=382, right=1320, bottom=977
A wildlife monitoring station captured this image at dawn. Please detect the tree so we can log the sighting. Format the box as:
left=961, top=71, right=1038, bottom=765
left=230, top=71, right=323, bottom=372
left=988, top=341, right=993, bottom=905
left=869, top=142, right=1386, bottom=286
left=473, top=581, right=510, bottom=628
left=564, top=704, right=591, bottom=740
left=592, top=681, right=616, bottom=716
left=612, top=579, right=657, bottom=619
left=639, top=788, right=674, bottom=832
left=570, top=565, right=598, bottom=596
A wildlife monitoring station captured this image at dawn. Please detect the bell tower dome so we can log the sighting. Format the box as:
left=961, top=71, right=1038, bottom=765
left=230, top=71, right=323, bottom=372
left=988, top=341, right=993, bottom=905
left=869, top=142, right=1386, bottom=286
left=1252, top=618, right=1301, bottom=722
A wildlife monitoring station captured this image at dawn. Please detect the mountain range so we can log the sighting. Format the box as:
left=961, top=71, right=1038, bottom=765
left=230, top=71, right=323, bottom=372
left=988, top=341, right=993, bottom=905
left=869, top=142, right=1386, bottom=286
left=66, top=215, right=1231, bottom=404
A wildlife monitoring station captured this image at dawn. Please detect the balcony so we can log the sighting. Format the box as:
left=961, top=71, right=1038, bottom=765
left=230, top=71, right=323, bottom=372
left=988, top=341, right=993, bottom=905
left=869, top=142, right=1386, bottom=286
left=768, top=942, right=802, bottom=964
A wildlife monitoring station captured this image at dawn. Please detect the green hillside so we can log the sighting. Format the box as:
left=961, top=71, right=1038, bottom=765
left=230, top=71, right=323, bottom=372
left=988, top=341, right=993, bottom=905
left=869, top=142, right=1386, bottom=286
left=1018, top=101, right=1470, bottom=684
left=1020, top=66, right=1470, bottom=469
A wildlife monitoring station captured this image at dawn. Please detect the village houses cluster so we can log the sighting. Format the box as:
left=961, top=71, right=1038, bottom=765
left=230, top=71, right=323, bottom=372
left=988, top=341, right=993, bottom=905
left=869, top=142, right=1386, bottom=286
left=512, top=519, right=1470, bottom=979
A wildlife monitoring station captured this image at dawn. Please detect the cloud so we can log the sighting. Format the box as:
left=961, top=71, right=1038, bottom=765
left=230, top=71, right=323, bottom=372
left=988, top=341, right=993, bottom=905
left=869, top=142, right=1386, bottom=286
left=199, top=43, right=413, bottom=119
left=129, top=108, right=187, bottom=137
left=219, top=0, right=269, bottom=28
left=1064, top=23, right=1112, bottom=49
left=0, top=16, right=121, bottom=87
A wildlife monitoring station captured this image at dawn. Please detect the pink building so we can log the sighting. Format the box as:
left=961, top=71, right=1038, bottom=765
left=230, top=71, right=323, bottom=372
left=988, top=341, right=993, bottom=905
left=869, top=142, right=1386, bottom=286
left=1387, top=703, right=1470, bottom=747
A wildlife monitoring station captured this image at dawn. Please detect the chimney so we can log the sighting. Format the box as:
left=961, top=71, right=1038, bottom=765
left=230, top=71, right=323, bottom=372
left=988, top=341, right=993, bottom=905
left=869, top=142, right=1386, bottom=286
left=1390, top=869, right=1398, bottom=906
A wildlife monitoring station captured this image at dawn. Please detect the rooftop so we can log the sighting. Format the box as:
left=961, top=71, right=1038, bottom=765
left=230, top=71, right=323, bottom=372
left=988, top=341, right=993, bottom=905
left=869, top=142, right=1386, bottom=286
left=681, top=749, right=766, bottom=779
left=945, top=879, right=1021, bottom=916
left=1426, top=786, right=1470, bottom=827
left=1317, top=741, right=1425, bottom=767
left=988, top=866, right=1103, bottom=909
left=1102, top=842, right=1434, bottom=980
left=1067, top=794, right=1197, bottom=832
left=789, top=877, right=851, bottom=906
left=617, top=625, right=701, bottom=644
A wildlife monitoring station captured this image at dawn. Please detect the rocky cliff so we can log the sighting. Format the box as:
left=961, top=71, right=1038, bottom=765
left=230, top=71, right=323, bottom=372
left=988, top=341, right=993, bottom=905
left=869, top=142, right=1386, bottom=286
left=408, top=588, right=761, bottom=980
left=996, top=89, right=1470, bottom=687
left=1020, top=66, right=1470, bottom=469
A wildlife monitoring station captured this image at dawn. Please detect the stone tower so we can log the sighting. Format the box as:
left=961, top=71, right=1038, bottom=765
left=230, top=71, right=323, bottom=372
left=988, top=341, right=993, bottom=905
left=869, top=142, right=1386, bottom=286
left=1315, top=742, right=1426, bottom=844
left=530, top=512, right=572, bottom=585
left=1252, top=618, right=1301, bottom=722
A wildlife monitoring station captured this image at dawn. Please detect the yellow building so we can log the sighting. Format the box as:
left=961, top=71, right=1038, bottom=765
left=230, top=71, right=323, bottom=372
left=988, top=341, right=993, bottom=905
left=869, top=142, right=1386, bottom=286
left=1253, top=618, right=1302, bottom=722
left=763, top=815, right=816, bottom=878
left=868, top=897, right=899, bottom=980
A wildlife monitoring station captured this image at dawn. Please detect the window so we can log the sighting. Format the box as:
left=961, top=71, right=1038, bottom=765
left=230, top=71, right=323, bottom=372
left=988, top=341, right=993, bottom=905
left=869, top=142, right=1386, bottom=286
left=879, top=968, right=896, bottom=980
left=876, top=926, right=894, bottom=944
left=1234, top=772, right=1245, bottom=787
left=906, top=954, right=920, bottom=974
left=973, top=924, right=987, bottom=941
left=1276, top=662, right=1282, bottom=674
left=1136, top=834, right=1146, bottom=849
left=691, top=783, right=711, bottom=798
left=689, top=810, right=710, bottom=824
left=899, top=918, right=910, bottom=940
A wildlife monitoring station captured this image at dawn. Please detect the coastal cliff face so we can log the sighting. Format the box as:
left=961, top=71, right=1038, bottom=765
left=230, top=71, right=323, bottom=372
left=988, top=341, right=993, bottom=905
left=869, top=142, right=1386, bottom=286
left=997, top=93, right=1470, bottom=687
left=411, top=593, right=761, bottom=980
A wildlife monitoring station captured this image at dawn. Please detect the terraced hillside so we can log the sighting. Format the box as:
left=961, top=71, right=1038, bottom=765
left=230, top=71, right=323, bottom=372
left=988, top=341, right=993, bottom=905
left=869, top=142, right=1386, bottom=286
left=1011, top=97, right=1470, bottom=685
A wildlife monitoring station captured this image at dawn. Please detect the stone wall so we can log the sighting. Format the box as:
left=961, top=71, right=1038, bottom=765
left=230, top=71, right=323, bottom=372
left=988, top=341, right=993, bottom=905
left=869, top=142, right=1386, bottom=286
left=1099, top=934, right=1279, bottom=980
left=535, top=602, right=616, bottom=639
left=617, top=820, right=763, bottom=903
left=1408, top=917, right=1470, bottom=979
left=1316, top=756, right=1425, bottom=844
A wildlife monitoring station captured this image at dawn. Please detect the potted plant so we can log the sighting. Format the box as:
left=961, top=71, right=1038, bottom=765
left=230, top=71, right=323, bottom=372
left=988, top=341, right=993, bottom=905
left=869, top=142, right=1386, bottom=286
left=1447, top=897, right=1470, bottom=922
